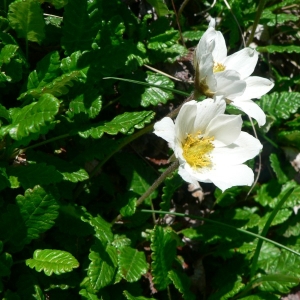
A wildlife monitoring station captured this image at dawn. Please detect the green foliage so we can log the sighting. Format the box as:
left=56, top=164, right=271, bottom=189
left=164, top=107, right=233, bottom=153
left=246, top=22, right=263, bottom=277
left=8, top=0, right=45, bottom=44
left=0, top=0, right=298, bottom=298
left=150, top=226, right=177, bottom=290
left=26, top=249, right=79, bottom=275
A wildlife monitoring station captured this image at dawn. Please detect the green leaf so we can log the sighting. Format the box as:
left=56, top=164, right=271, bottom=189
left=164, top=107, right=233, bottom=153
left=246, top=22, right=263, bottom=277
left=32, top=285, right=45, bottom=300
left=88, top=242, right=118, bottom=291
left=27, top=51, right=61, bottom=90
left=61, top=0, right=102, bottom=54
left=182, top=31, right=204, bottom=41
left=79, top=111, right=154, bottom=139
left=278, top=130, right=300, bottom=148
left=145, top=0, right=170, bottom=17
left=258, top=45, right=300, bottom=54
left=168, top=269, right=195, bottom=300
left=82, top=214, right=114, bottom=245
left=8, top=0, right=45, bottom=44
left=68, top=88, right=102, bottom=119
left=141, top=72, right=174, bottom=107
left=7, top=163, right=63, bottom=189
left=0, top=44, right=19, bottom=66
left=123, top=290, right=156, bottom=300
left=3, top=94, right=60, bottom=140
left=79, top=289, right=100, bottom=300
left=269, top=153, right=288, bottom=184
left=0, top=253, right=13, bottom=277
left=258, top=92, right=300, bottom=120
left=148, top=30, right=179, bottom=50
left=118, top=246, right=148, bottom=282
left=115, top=152, right=158, bottom=200
left=150, top=226, right=177, bottom=290
left=120, top=196, right=137, bottom=217
left=160, top=171, right=182, bottom=212
left=16, top=185, right=60, bottom=244
left=112, top=235, right=132, bottom=249
left=28, top=151, right=89, bottom=183
left=257, top=250, right=300, bottom=293
left=26, top=249, right=79, bottom=276
left=19, top=71, right=85, bottom=100
left=261, top=10, right=299, bottom=26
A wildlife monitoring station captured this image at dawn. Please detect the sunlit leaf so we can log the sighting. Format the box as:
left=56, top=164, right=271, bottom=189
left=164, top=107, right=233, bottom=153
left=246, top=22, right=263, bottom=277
left=26, top=249, right=79, bottom=275
left=8, top=0, right=45, bottom=44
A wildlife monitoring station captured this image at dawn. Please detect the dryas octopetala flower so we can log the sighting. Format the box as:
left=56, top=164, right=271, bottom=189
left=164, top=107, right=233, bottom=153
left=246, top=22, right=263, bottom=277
left=154, top=98, right=262, bottom=192
left=193, top=19, right=274, bottom=127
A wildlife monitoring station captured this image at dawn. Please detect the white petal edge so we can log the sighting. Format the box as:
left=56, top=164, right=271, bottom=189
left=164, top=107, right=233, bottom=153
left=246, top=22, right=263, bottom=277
left=211, top=131, right=262, bottom=166
left=193, top=98, right=226, bottom=134
left=200, top=164, right=254, bottom=192
left=223, top=48, right=258, bottom=79
left=178, top=164, right=199, bottom=186
left=175, top=100, right=198, bottom=142
left=231, top=99, right=266, bottom=126
left=153, top=117, right=176, bottom=149
left=212, top=31, right=227, bottom=62
left=234, top=76, right=275, bottom=101
left=206, top=114, right=242, bottom=147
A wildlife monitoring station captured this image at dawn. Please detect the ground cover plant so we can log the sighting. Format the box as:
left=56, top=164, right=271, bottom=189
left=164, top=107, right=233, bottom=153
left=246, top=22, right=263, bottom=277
left=0, top=0, right=300, bottom=299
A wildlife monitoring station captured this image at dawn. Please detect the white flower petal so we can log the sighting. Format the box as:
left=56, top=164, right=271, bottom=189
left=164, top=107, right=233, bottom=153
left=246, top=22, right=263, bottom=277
left=215, top=70, right=246, bottom=99
left=175, top=100, right=197, bottom=141
left=153, top=117, right=175, bottom=149
left=200, top=164, right=254, bottom=192
left=231, top=99, right=266, bottom=126
left=206, top=114, right=242, bottom=147
left=212, top=31, right=227, bottom=62
left=199, top=53, right=214, bottom=80
left=193, top=98, right=226, bottom=133
left=178, top=164, right=199, bottom=186
left=211, top=131, right=262, bottom=166
left=223, top=48, right=258, bottom=79
left=235, top=76, right=274, bottom=101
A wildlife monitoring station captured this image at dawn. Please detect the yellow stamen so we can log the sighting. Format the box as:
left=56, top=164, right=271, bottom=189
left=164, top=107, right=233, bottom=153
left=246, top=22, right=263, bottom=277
left=182, top=132, right=214, bottom=169
left=213, top=62, right=226, bottom=73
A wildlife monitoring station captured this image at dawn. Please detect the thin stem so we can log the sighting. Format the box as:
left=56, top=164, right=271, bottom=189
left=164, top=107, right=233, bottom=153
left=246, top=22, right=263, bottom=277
left=223, top=0, right=246, bottom=48
left=141, top=209, right=300, bottom=257
left=246, top=0, right=268, bottom=47
left=250, top=187, right=294, bottom=279
left=22, top=133, right=70, bottom=152
left=112, top=161, right=179, bottom=224
left=170, top=0, right=186, bottom=47
left=261, top=133, right=279, bottom=148
left=247, top=116, right=261, bottom=197
left=144, top=64, right=182, bottom=82
left=178, top=0, right=191, bottom=21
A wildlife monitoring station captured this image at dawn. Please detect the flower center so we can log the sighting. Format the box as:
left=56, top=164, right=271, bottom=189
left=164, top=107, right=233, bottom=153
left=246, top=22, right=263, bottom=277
left=182, top=132, right=214, bottom=169
left=213, top=62, right=226, bottom=73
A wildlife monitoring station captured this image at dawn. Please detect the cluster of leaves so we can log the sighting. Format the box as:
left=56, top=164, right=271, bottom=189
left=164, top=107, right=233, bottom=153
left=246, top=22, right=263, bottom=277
left=0, top=0, right=299, bottom=299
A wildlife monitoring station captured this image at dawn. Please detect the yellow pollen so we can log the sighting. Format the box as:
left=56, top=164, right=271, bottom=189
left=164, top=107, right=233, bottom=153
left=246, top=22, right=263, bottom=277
left=213, top=62, right=226, bottom=73
left=182, top=132, right=214, bottom=169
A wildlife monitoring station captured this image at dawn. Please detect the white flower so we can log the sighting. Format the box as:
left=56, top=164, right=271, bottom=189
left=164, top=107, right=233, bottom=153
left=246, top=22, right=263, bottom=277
left=154, top=98, right=262, bottom=192
left=194, top=19, right=274, bottom=126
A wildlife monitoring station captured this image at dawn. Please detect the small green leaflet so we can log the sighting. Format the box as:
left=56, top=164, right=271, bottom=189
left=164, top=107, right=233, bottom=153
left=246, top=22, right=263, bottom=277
left=79, top=111, right=154, bottom=139
left=88, top=242, right=118, bottom=291
left=150, top=226, right=177, bottom=290
left=117, top=246, right=148, bottom=282
left=26, top=249, right=79, bottom=275
left=4, top=94, right=60, bottom=140
left=8, top=0, right=45, bottom=44
left=16, top=185, right=60, bottom=244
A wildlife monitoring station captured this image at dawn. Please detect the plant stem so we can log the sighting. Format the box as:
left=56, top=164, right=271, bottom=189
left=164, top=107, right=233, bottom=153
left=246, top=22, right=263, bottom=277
left=141, top=208, right=300, bottom=257
left=249, top=187, right=294, bottom=279
left=246, top=0, right=268, bottom=47
left=111, top=161, right=179, bottom=224
left=22, top=134, right=70, bottom=152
